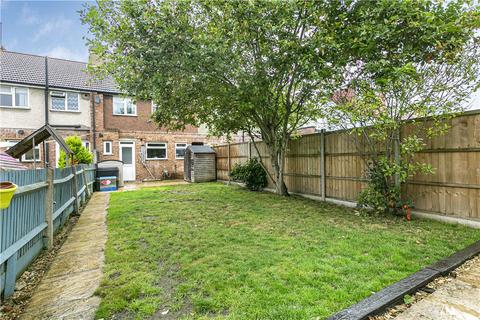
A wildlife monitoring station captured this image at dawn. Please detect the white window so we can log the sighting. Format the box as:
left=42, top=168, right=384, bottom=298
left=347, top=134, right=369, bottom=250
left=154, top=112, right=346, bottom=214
left=7, top=140, right=41, bottom=162
left=113, top=97, right=136, bottom=116
left=146, top=142, right=167, bottom=160
left=175, top=143, right=188, bottom=159
left=103, top=141, right=112, bottom=155
left=151, top=102, right=159, bottom=113
left=51, top=91, right=79, bottom=111
left=82, top=140, right=91, bottom=151
left=0, top=85, right=28, bottom=108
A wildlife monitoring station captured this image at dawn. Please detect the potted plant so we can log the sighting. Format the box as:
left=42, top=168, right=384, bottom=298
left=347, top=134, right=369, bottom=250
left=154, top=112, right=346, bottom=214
left=0, top=182, right=18, bottom=209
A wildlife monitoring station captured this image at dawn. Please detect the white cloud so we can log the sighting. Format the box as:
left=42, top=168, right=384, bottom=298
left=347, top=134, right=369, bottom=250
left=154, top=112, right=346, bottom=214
left=20, top=3, right=39, bottom=25
left=42, top=46, right=88, bottom=62
left=33, top=17, right=74, bottom=42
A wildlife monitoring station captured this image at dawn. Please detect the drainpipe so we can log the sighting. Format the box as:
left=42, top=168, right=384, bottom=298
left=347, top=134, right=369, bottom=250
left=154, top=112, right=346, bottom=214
left=44, top=56, right=49, bottom=168
left=91, top=93, right=97, bottom=163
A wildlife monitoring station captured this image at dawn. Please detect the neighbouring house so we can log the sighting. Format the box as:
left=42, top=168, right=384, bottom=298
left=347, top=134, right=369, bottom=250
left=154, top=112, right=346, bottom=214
left=0, top=50, right=231, bottom=180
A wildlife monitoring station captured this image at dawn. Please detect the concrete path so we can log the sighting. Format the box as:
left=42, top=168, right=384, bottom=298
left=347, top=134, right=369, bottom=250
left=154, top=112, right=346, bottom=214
left=395, top=256, right=480, bottom=320
left=21, top=192, right=109, bottom=320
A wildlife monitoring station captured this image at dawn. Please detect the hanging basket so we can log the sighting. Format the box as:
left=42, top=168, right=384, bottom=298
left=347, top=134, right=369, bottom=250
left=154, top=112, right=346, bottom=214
left=0, top=182, right=17, bottom=209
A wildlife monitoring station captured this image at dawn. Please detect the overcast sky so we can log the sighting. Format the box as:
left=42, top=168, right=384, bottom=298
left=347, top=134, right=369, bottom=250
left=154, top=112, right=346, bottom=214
left=1, top=0, right=478, bottom=109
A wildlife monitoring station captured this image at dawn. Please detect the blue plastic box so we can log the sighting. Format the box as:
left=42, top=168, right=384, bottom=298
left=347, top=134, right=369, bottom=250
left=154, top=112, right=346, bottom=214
left=97, top=176, right=117, bottom=191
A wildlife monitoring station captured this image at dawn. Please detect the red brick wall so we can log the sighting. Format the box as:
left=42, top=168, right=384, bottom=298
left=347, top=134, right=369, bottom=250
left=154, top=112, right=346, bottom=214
left=97, top=130, right=224, bottom=181
left=102, top=95, right=198, bottom=133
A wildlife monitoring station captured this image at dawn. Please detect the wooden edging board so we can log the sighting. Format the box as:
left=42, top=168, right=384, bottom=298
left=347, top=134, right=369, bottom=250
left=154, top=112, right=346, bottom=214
left=327, top=240, right=480, bottom=320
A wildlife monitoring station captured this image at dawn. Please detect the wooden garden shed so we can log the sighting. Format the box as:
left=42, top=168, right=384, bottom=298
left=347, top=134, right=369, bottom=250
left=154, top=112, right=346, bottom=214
left=184, top=145, right=216, bottom=182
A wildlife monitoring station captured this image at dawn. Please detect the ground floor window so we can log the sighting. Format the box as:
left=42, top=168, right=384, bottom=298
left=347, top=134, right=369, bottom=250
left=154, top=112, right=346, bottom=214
left=146, top=142, right=167, bottom=160
left=6, top=140, right=41, bottom=162
left=175, top=143, right=188, bottom=159
left=103, top=141, right=112, bottom=155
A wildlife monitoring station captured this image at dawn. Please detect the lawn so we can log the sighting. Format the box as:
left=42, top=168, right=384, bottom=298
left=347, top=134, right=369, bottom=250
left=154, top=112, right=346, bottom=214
left=96, top=183, right=480, bottom=319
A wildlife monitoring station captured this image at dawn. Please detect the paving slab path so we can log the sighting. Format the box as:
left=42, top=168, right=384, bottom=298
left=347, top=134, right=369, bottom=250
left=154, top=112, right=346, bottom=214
left=395, top=256, right=480, bottom=320
left=21, top=192, right=109, bottom=320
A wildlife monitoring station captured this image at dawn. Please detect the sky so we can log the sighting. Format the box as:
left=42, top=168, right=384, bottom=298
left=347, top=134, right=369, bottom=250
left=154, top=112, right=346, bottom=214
left=1, top=0, right=92, bottom=62
left=0, top=0, right=479, bottom=109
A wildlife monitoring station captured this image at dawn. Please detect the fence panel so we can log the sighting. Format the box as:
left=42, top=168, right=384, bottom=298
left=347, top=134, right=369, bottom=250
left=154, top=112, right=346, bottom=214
left=214, top=111, right=480, bottom=219
left=0, top=164, right=96, bottom=299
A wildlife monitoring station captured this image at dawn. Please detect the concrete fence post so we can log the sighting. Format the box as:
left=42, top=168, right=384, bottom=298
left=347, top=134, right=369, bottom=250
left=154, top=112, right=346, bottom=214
left=227, top=143, right=231, bottom=184
left=320, top=129, right=326, bottom=201
left=44, top=168, right=54, bottom=249
left=82, top=166, right=91, bottom=198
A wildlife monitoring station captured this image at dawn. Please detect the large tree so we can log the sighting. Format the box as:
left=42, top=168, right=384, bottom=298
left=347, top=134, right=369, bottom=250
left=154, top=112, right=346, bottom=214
left=82, top=0, right=344, bottom=195
left=82, top=0, right=479, bottom=196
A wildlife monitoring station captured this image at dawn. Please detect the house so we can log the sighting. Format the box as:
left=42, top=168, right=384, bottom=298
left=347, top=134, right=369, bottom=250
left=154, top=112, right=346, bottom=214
left=0, top=50, right=229, bottom=180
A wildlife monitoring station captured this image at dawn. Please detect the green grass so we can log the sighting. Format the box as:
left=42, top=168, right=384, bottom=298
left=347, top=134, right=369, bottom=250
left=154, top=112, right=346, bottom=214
left=96, top=183, right=480, bottom=319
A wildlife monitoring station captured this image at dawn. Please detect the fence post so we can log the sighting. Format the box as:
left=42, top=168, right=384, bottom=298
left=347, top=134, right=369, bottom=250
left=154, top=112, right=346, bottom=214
left=248, top=141, right=252, bottom=160
left=4, top=253, right=17, bottom=298
left=71, top=165, right=80, bottom=214
left=82, top=166, right=91, bottom=198
left=320, top=129, right=326, bottom=201
left=227, top=143, right=231, bottom=184
left=44, top=168, right=54, bottom=249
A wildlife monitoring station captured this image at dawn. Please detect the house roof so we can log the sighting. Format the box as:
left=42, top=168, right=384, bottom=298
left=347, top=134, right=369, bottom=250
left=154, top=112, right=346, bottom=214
left=0, top=50, right=120, bottom=94
left=187, top=145, right=216, bottom=154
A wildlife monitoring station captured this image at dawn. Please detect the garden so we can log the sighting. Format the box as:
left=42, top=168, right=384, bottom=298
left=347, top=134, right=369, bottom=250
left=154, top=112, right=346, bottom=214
left=95, top=183, right=479, bottom=319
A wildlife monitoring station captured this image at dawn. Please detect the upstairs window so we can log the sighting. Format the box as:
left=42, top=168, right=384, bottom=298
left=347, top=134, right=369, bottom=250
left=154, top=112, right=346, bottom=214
left=51, top=91, right=79, bottom=111
left=175, top=143, right=188, bottom=159
left=151, top=102, right=159, bottom=113
left=146, top=142, right=167, bottom=160
left=1, top=85, right=28, bottom=108
left=113, top=97, right=136, bottom=116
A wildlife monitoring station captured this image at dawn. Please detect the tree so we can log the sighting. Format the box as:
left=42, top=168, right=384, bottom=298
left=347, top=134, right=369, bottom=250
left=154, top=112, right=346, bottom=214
left=326, top=1, right=480, bottom=213
left=82, top=0, right=345, bottom=195
left=58, top=136, right=93, bottom=168
left=82, top=0, right=479, bottom=197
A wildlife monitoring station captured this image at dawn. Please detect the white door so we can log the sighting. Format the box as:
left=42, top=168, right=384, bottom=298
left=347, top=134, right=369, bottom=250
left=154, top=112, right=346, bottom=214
left=120, top=141, right=136, bottom=181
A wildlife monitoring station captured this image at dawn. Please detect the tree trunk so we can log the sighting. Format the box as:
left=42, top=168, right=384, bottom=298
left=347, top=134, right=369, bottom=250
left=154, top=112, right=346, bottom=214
left=269, top=145, right=289, bottom=196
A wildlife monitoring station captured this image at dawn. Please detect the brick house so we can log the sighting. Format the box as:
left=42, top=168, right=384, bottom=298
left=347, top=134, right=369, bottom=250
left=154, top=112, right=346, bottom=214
left=0, top=50, right=230, bottom=180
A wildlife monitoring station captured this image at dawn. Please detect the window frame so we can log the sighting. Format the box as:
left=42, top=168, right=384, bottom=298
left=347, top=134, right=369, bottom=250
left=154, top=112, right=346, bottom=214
left=50, top=90, right=80, bottom=112
left=0, top=85, right=29, bottom=109
left=103, top=141, right=113, bottom=155
left=82, top=140, right=91, bottom=151
left=146, top=142, right=168, bottom=160
left=7, top=140, right=41, bottom=162
left=113, top=96, right=137, bottom=116
left=151, top=101, right=159, bottom=113
left=175, top=143, right=188, bottom=159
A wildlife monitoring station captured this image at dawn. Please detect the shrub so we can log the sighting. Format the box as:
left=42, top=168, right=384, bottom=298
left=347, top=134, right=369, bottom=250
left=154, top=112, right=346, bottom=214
left=58, top=136, right=93, bottom=168
left=230, top=158, right=267, bottom=191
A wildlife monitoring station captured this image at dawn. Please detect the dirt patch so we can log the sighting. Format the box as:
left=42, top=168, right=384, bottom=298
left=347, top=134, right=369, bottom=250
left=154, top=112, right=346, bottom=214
left=370, top=255, right=480, bottom=320
left=0, top=204, right=90, bottom=320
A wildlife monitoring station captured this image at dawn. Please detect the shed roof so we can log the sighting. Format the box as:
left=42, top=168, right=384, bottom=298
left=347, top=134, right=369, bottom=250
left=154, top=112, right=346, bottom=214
left=5, top=125, right=72, bottom=159
left=187, top=145, right=216, bottom=154
left=0, top=50, right=119, bottom=94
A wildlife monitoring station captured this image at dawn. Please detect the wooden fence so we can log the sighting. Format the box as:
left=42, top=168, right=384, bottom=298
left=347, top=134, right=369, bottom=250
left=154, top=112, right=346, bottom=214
left=0, top=164, right=95, bottom=299
left=214, top=110, right=480, bottom=220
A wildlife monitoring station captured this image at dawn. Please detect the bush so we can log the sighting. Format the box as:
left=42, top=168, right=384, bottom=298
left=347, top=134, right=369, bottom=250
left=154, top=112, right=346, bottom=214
left=58, top=136, right=93, bottom=168
left=357, top=160, right=412, bottom=215
left=230, top=158, right=267, bottom=191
